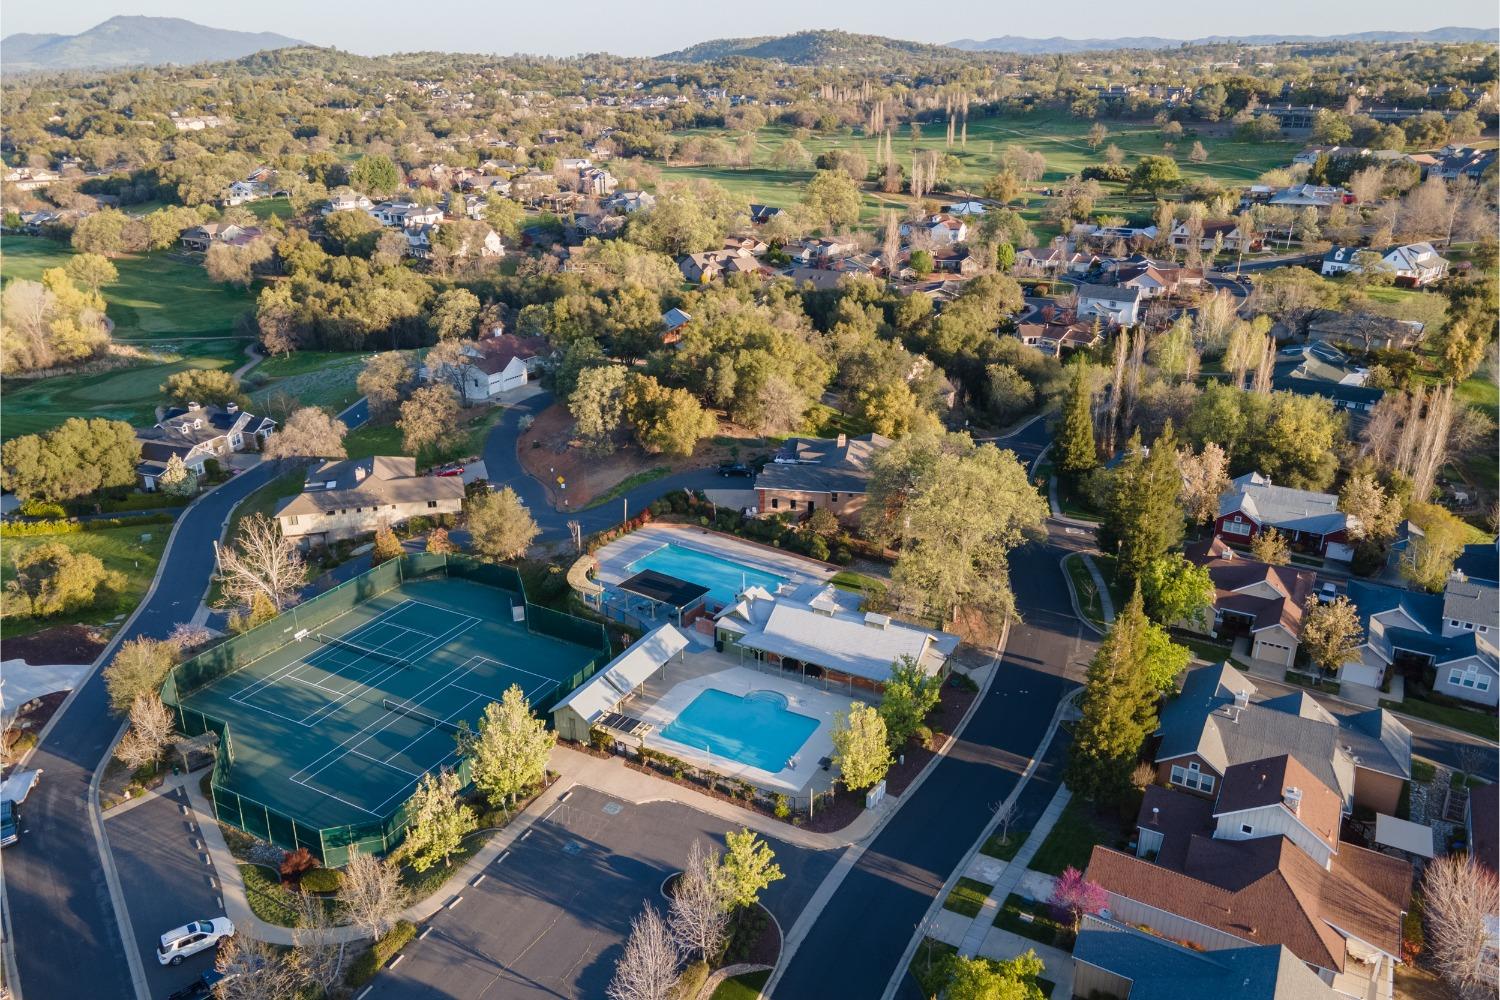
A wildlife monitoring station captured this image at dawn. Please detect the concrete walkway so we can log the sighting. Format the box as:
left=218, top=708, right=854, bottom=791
left=953, top=785, right=1071, bottom=958
left=1081, top=555, right=1116, bottom=625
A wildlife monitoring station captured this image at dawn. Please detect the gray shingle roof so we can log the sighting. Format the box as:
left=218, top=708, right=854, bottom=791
left=1218, top=480, right=1350, bottom=537
left=275, top=456, right=464, bottom=518
left=1077, top=282, right=1141, bottom=303
left=1444, top=577, right=1499, bottom=629
left=754, top=434, right=891, bottom=495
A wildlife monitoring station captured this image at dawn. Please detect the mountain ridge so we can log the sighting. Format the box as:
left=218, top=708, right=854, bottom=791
left=659, top=29, right=966, bottom=65
left=948, top=26, right=1498, bottom=53
left=2, top=15, right=306, bottom=72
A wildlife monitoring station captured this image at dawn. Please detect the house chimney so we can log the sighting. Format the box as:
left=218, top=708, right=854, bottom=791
left=1283, top=786, right=1302, bottom=815
left=1151, top=807, right=1160, bottom=826
left=225, top=402, right=239, bottom=414
left=187, top=401, right=201, bottom=411
left=1233, top=689, right=1250, bottom=710
left=836, top=433, right=847, bottom=447
left=354, top=466, right=367, bottom=483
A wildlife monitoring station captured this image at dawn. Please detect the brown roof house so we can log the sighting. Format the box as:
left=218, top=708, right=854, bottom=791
left=1186, top=537, right=1316, bottom=669
left=1090, top=752, right=1412, bottom=999
left=754, top=433, right=890, bottom=524
left=275, top=456, right=464, bottom=548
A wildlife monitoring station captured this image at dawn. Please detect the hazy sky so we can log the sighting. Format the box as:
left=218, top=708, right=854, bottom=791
left=6, top=1, right=1498, bottom=58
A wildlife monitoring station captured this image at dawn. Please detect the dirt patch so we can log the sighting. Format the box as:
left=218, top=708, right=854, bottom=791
left=885, top=680, right=979, bottom=798
left=0, top=624, right=108, bottom=665
left=516, top=403, right=772, bottom=509
left=2, top=690, right=68, bottom=766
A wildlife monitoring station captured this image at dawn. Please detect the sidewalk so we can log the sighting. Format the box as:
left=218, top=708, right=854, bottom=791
left=1081, top=555, right=1115, bottom=624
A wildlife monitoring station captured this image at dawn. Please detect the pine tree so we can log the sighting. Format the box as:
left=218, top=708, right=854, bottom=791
left=1055, top=361, right=1097, bottom=480
left=1099, top=425, right=1186, bottom=590
left=1065, top=588, right=1161, bottom=803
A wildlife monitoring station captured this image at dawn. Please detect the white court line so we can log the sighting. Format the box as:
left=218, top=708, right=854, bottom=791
left=230, top=602, right=415, bottom=705
left=348, top=747, right=422, bottom=778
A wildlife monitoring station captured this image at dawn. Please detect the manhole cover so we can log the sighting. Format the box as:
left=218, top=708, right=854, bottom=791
left=562, top=840, right=584, bottom=855
left=602, top=802, right=623, bottom=816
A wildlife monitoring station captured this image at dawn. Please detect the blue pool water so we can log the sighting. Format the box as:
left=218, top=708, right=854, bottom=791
left=627, top=543, right=787, bottom=607
left=660, top=689, right=818, bottom=772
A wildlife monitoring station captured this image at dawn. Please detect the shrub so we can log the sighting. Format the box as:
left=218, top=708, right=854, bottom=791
left=1081, top=164, right=1131, bottom=183
left=279, top=847, right=318, bottom=884
left=774, top=794, right=791, bottom=819
left=589, top=727, right=613, bottom=752
left=832, top=546, right=853, bottom=565
left=18, top=499, right=66, bottom=518
left=1401, top=905, right=1424, bottom=961
left=808, top=536, right=830, bottom=561
left=345, top=920, right=418, bottom=987
left=913, top=724, right=934, bottom=748
left=949, top=672, right=979, bottom=693
left=298, top=867, right=343, bottom=893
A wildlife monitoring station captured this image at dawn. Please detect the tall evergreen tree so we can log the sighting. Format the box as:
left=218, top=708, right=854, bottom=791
left=1098, top=424, right=1186, bottom=589
left=1055, top=360, right=1097, bottom=480
left=1065, top=588, right=1161, bottom=803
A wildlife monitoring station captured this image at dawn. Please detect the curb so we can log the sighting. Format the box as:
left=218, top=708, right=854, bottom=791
left=1060, top=553, right=1107, bottom=637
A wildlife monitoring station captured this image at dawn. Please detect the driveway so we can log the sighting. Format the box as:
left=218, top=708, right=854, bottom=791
left=3, top=460, right=284, bottom=1000
left=106, top=787, right=227, bottom=1000
left=369, top=786, right=839, bottom=1000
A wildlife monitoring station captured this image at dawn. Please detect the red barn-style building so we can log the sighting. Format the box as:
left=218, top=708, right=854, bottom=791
left=1214, top=472, right=1356, bottom=561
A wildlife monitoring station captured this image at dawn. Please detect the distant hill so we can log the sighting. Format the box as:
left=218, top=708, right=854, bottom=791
left=2, top=15, right=306, bottom=72
left=949, top=26, right=1498, bottom=53
left=660, top=29, right=963, bottom=65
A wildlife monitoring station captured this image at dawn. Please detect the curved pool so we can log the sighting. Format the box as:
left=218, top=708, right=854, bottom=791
left=660, top=688, right=817, bottom=773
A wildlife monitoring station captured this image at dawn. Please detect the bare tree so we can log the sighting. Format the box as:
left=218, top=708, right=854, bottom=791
left=1179, top=443, right=1231, bottom=525
left=292, top=890, right=346, bottom=996
left=989, top=797, right=1016, bottom=855
left=339, top=850, right=409, bottom=940
left=668, top=840, right=729, bottom=963
left=1422, top=855, right=1500, bottom=1000
left=215, top=934, right=302, bottom=1000
left=607, top=904, right=680, bottom=1000
left=214, top=513, right=308, bottom=613
left=166, top=621, right=215, bottom=652
left=114, top=694, right=175, bottom=771
left=263, top=406, right=348, bottom=459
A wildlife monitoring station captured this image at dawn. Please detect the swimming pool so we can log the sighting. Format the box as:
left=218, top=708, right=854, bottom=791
left=627, top=543, right=787, bottom=608
left=659, top=689, right=818, bottom=773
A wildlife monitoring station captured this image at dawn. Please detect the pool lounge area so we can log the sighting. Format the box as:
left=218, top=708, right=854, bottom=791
left=659, top=688, right=819, bottom=773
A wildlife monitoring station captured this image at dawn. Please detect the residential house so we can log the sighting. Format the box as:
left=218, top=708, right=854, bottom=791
left=1432, top=146, right=1498, bottom=182
left=1015, top=246, right=1065, bottom=275
left=1216, top=472, right=1356, bottom=560
left=406, top=222, right=504, bottom=260
left=1152, top=661, right=1413, bottom=814
left=1306, top=310, right=1427, bottom=351
left=1342, top=580, right=1497, bottom=701
left=747, top=204, right=783, bottom=225
left=679, top=248, right=759, bottom=283
left=1115, top=259, right=1206, bottom=300
left=224, top=179, right=268, bottom=206
left=603, top=190, right=656, bottom=214
left=1468, top=782, right=1498, bottom=873
left=180, top=223, right=264, bottom=252
left=1321, top=243, right=1449, bottom=286
left=900, top=214, right=968, bottom=245
left=1014, top=318, right=1104, bottom=357
left=946, top=200, right=987, bottom=216
left=1066, top=250, right=1102, bottom=275
left=754, top=433, right=891, bottom=523
left=136, top=402, right=274, bottom=490
left=4, top=167, right=60, bottom=190
left=1169, top=219, right=1255, bottom=253
left=1091, top=754, right=1410, bottom=998
left=780, top=266, right=850, bottom=291
left=1186, top=537, right=1315, bottom=668
left=1271, top=341, right=1384, bottom=416
left=1453, top=543, right=1499, bottom=585
left=723, top=235, right=769, bottom=256
left=661, top=308, right=691, bottom=346
left=370, top=201, right=444, bottom=229
left=1086, top=223, right=1159, bottom=250
left=323, top=190, right=375, bottom=215
left=927, top=247, right=979, bottom=276
left=1073, top=915, right=1344, bottom=1000
left=714, top=582, right=958, bottom=692
left=274, top=456, right=464, bottom=548
left=1268, top=184, right=1350, bottom=210
left=577, top=166, right=617, bottom=197
left=785, top=238, right=854, bottom=268
left=1077, top=283, right=1143, bottom=326
left=427, top=333, right=547, bottom=401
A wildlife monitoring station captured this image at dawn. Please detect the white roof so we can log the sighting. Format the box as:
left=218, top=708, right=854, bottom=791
left=549, top=624, right=688, bottom=726
left=1373, top=813, right=1435, bottom=858
left=0, top=768, right=40, bottom=805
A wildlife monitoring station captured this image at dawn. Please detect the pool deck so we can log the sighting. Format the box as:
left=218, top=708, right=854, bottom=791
left=623, top=649, right=871, bottom=796
left=591, top=523, right=834, bottom=604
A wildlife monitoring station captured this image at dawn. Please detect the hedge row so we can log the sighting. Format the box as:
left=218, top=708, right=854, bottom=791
left=345, top=919, right=417, bottom=988
left=0, top=513, right=176, bottom=537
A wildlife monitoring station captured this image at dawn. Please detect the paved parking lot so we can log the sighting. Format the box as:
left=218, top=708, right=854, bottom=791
left=369, top=786, right=839, bottom=1000
left=105, top=784, right=228, bottom=1000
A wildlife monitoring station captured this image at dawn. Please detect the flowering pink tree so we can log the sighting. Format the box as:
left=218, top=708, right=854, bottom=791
left=1049, top=866, right=1108, bottom=931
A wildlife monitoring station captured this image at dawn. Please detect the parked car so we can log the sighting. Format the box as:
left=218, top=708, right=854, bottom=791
left=435, top=464, right=465, bottom=478
left=1, top=801, right=16, bottom=848
left=0, top=767, right=41, bottom=848
left=157, top=918, right=234, bottom=966
left=717, top=463, right=752, bottom=478
left=166, top=969, right=235, bottom=1000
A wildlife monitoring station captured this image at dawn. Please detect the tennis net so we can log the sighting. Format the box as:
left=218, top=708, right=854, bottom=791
left=382, top=698, right=463, bottom=737
left=316, top=633, right=409, bottom=668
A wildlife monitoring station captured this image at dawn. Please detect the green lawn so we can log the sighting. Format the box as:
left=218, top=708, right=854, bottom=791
left=582, top=466, right=671, bottom=510
left=249, top=352, right=369, bottom=419
left=1063, top=553, right=1108, bottom=630
left=1381, top=697, right=1499, bottom=741
left=226, top=466, right=309, bottom=541
left=345, top=405, right=504, bottom=469
left=993, top=893, right=1069, bottom=950
left=943, top=876, right=994, bottom=918
left=1, top=239, right=255, bottom=438
left=980, top=825, right=1032, bottom=862
left=710, top=969, right=771, bottom=1000
left=1, top=523, right=170, bottom=638
left=1027, top=797, right=1120, bottom=876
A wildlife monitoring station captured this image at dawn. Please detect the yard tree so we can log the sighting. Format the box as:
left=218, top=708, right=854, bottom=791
left=157, top=454, right=198, bottom=497
left=161, top=369, right=250, bottom=410
left=715, top=828, right=784, bottom=911
left=986, top=364, right=1036, bottom=423
left=945, top=950, right=1048, bottom=1000
left=7, top=542, right=125, bottom=620
left=1338, top=474, right=1402, bottom=543
left=464, top=685, right=553, bottom=809
left=1055, top=361, right=1097, bottom=480
left=1087, top=122, right=1109, bottom=149
left=426, top=526, right=455, bottom=555
left=624, top=374, right=716, bottom=457
left=263, top=407, right=348, bottom=459
left=770, top=139, right=812, bottom=171
left=103, top=636, right=181, bottom=714
left=338, top=850, right=408, bottom=940
left=1422, top=854, right=1500, bottom=1000
left=607, top=904, right=679, bottom=1000
left=1250, top=526, right=1291, bottom=566
left=994, top=241, right=1017, bottom=272
left=1066, top=589, right=1162, bottom=803
left=668, top=840, right=730, bottom=962
left=831, top=701, right=892, bottom=792
left=1177, top=442, right=1230, bottom=525
left=628, top=179, right=743, bottom=256
left=214, top=513, right=308, bottom=613
left=1129, top=156, right=1182, bottom=197
left=908, top=249, right=934, bottom=276
left=113, top=693, right=176, bottom=771
left=982, top=170, right=1023, bottom=205
left=1301, top=595, right=1364, bottom=676
left=569, top=363, right=629, bottom=452
left=402, top=768, right=476, bottom=872
left=291, top=889, right=345, bottom=998
left=349, top=154, right=400, bottom=196
left=1139, top=553, right=1214, bottom=629
left=1097, top=427, right=1186, bottom=591
left=878, top=655, right=944, bottom=749
left=801, top=169, right=862, bottom=232
left=429, top=287, right=481, bottom=340
left=1049, top=867, right=1109, bottom=932
left=214, top=934, right=301, bottom=1000
left=0, top=418, right=140, bottom=501
left=357, top=351, right=417, bottom=423
left=1138, top=620, right=1193, bottom=692
left=63, top=252, right=118, bottom=294
left=371, top=521, right=403, bottom=565
left=399, top=384, right=463, bottom=457
left=466, top=486, right=539, bottom=561
left=1401, top=503, right=1469, bottom=591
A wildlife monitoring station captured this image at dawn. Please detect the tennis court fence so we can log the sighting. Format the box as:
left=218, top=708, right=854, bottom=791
left=160, top=552, right=610, bottom=864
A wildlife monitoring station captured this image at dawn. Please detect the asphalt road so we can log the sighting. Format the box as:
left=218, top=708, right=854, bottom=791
left=3, top=461, right=284, bottom=1000
left=370, top=787, right=839, bottom=1000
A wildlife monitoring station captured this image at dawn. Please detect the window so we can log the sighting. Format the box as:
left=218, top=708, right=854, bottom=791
left=324, top=510, right=334, bottom=516
left=1481, top=625, right=1490, bottom=634
left=790, top=499, right=798, bottom=510
left=1223, top=520, right=1251, bottom=536
left=1240, top=824, right=1254, bottom=836
left=427, top=500, right=438, bottom=509
left=1464, top=622, right=1475, bottom=631
left=770, top=498, right=780, bottom=509
left=288, top=516, right=299, bottom=526
left=829, top=493, right=839, bottom=503
left=356, top=507, right=364, bottom=514
left=1169, top=763, right=1215, bottom=793
left=1451, top=619, right=1462, bottom=627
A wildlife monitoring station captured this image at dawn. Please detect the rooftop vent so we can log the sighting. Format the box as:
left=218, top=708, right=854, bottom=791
left=225, top=402, right=239, bottom=414
left=1233, top=690, right=1250, bottom=709
left=1283, top=786, right=1303, bottom=815
left=863, top=612, right=890, bottom=630
left=187, top=401, right=201, bottom=411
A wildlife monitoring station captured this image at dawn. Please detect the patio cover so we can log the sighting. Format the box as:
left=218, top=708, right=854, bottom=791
left=1373, top=814, right=1435, bottom=859
left=550, top=624, right=689, bottom=728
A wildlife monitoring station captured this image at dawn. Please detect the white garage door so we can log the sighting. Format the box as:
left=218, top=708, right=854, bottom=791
left=1254, top=638, right=1294, bottom=667
left=499, top=371, right=527, bottom=393
left=1341, top=661, right=1384, bottom=689
left=1325, top=542, right=1355, bottom=562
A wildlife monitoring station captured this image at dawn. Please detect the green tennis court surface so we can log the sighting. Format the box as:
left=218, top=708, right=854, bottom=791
left=179, top=576, right=601, bottom=835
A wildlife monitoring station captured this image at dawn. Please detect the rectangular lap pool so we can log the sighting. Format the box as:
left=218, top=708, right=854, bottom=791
left=660, top=689, right=818, bottom=773
left=627, top=542, right=787, bottom=608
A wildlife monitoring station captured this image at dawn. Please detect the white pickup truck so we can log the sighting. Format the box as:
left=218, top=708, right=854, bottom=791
left=1, top=768, right=42, bottom=847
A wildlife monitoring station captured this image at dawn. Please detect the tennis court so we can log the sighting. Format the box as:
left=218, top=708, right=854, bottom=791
left=169, top=558, right=608, bottom=860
